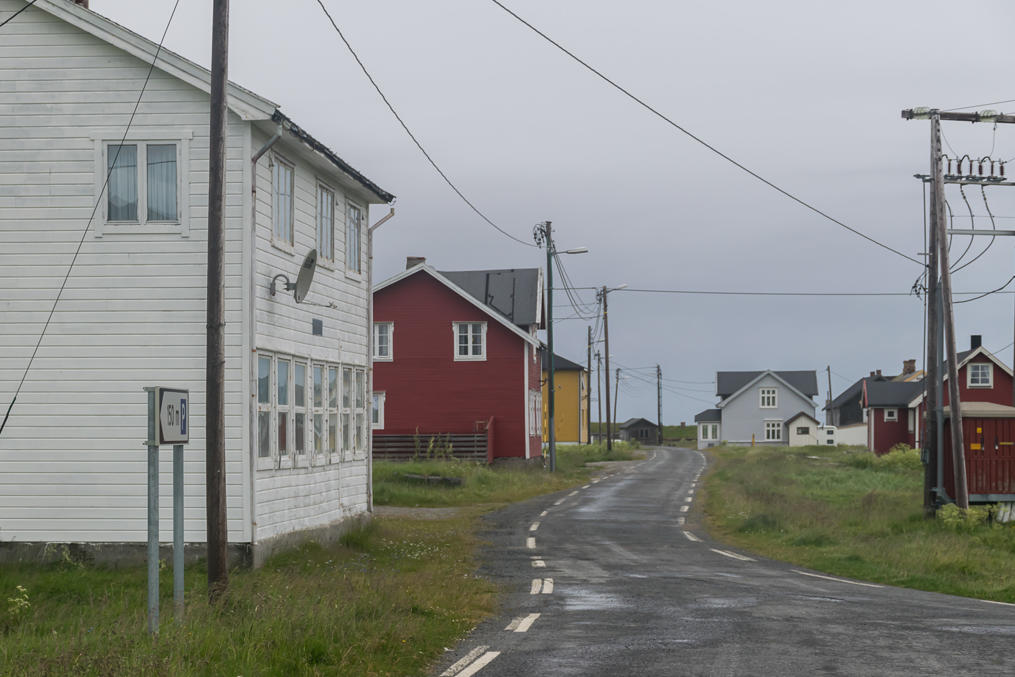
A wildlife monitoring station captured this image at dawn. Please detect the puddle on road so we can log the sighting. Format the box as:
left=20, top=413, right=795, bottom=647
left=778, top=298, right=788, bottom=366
left=691, top=596, right=758, bottom=610
left=564, top=589, right=628, bottom=611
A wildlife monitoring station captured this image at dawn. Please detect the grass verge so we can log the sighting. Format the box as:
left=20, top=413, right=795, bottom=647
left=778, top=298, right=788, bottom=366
left=373, top=442, right=640, bottom=507
left=704, top=444, right=1015, bottom=602
left=1, top=515, right=495, bottom=676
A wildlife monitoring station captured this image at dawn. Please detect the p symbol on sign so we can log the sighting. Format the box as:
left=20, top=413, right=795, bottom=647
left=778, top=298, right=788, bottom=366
left=180, top=400, right=187, bottom=436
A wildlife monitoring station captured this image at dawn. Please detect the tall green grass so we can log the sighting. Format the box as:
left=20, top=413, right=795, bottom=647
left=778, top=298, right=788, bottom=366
left=704, top=444, right=1015, bottom=601
left=0, top=516, right=495, bottom=676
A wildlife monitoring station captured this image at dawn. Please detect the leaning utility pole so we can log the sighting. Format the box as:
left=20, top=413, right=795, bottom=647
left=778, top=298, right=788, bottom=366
left=587, top=326, right=593, bottom=445
left=535, top=221, right=558, bottom=472
left=931, top=113, right=968, bottom=510
left=206, top=0, right=230, bottom=599
left=924, top=120, right=942, bottom=517
left=613, top=368, right=620, bottom=435
left=656, top=365, right=663, bottom=445
left=601, top=288, right=613, bottom=450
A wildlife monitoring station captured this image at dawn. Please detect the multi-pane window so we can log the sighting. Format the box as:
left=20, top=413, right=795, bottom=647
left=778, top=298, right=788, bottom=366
left=764, top=421, right=782, bottom=441
left=373, top=322, right=393, bottom=361
left=884, top=408, right=898, bottom=422
left=796, top=426, right=810, bottom=435
left=355, top=369, right=366, bottom=453
left=701, top=423, right=719, bottom=441
left=342, top=367, right=353, bottom=457
left=317, top=184, right=335, bottom=264
left=328, top=366, right=340, bottom=459
left=313, top=365, right=325, bottom=457
left=257, top=356, right=271, bottom=459
left=272, top=157, right=295, bottom=246
left=710, top=424, right=718, bottom=440
left=371, top=392, right=385, bottom=429
left=454, top=322, right=486, bottom=360
left=277, top=358, right=290, bottom=462
left=346, top=203, right=362, bottom=273
left=759, top=387, right=777, bottom=408
left=294, top=362, right=307, bottom=457
left=968, top=363, right=993, bottom=387
left=106, top=142, right=178, bottom=223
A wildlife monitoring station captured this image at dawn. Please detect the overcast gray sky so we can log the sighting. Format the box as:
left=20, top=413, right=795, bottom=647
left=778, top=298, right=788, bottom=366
left=94, top=0, right=1015, bottom=424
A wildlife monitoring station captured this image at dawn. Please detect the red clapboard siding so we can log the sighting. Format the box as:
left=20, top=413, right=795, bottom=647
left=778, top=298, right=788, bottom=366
left=941, top=358, right=1014, bottom=407
left=373, top=271, right=536, bottom=460
left=870, top=408, right=911, bottom=455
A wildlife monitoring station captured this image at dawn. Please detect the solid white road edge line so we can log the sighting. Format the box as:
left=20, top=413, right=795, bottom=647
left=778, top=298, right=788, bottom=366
left=791, top=569, right=883, bottom=588
left=526, top=537, right=536, bottom=549
left=450, top=651, right=500, bottom=677
left=441, top=646, right=489, bottom=677
left=530, top=522, right=540, bottom=532
left=682, top=530, right=701, bottom=542
left=710, top=548, right=755, bottom=562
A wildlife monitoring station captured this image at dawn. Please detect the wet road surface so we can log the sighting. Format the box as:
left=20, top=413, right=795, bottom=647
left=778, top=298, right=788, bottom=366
left=434, top=447, right=1015, bottom=676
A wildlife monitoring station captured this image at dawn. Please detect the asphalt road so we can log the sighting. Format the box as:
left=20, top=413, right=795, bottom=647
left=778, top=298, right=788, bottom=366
left=433, top=446, right=1015, bottom=677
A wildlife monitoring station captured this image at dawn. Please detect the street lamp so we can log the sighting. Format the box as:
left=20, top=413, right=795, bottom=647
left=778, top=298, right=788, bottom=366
left=597, top=284, right=626, bottom=450
left=534, top=221, right=588, bottom=472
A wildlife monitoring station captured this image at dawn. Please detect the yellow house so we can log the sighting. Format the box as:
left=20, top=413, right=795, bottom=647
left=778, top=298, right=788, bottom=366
left=540, top=348, right=590, bottom=444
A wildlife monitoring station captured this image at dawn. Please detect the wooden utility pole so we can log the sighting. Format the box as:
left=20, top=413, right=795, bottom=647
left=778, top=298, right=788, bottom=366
left=601, top=287, right=612, bottom=450
left=586, top=326, right=592, bottom=445
left=206, top=0, right=230, bottom=599
left=656, top=365, right=663, bottom=445
left=613, top=368, right=620, bottom=435
left=595, top=351, right=602, bottom=444
left=931, top=113, right=968, bottom=510
left=825, top=366, right=832, bottom=424
left=924, top=119, right=942, bottom=517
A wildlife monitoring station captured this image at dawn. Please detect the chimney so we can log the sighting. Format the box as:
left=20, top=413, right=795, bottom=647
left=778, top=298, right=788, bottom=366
left=406, top=256, right=425, bottom=270
left=876, top=369, right=882, bottom=377
left=971, top=334, right=982, bottom=350
left=870, top=371, right=876, bottom=378
left=902, top=359, right=916, bottom=375
left=71, top=0, right=89, bottom=7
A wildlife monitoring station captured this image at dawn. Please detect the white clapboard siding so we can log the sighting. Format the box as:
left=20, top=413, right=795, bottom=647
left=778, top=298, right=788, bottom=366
left=251, top=122, right=374, bottom=541
left=0, top=1, right=248, bottom=544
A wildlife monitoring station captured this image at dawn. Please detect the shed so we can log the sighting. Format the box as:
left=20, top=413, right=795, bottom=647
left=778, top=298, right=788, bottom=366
left=618, top=417, right=659, bottom=443
left=785, top=411, right=822, bottom=446
left=941, top=403, right=1015, bottom=503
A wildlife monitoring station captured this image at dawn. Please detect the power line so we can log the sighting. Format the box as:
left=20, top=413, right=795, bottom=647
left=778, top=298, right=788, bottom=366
left=954, top=275, right=1015, bottom=304
left=487, top=0, right=923, bottom=266
left=2, top=0, right=182, bottom=437
left=314, top=0, right=535, bottom=249
left=0, top=0, right=40, bottom=30
left=951, top=186, right=998, bottom=275
left=944, top=98, right=1015, bottom=112
left=612, top=287, right=1015, bottom=298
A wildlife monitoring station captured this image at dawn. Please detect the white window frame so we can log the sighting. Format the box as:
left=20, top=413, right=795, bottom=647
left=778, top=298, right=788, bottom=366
left=311, top=363, right=327, bottom=465
left=764, top=420, right=782, bottom=441
left=345, top=201, right=363, bottom=276
left=967, top=363, right=993, bottom=388
left=328, top=365, right=341, bottom=464
left=316, top=181, right=336, bottom=267
left=884, top=408, right=898, bottom=422
left=271, top=154, right=295, bottom=252
left=256, top=353, right=273, bottom=470
left=372, top=391, right=386, bottom=430
left=355, top=368, right=367, bottom=458
left=276, top=357, right=293, bottom=469
left=760, top=387, right=777, bottom=409
left=293, top=360, right=309, bottom=466
left=92, top=131, right=191, bottom=238
left=710, top=423, right=719, bottom=440
left=453, top=322, right=488, bottom=361
left=373, top=322, right=393, bottom=361
left=342, top=366, right=354, bottom=460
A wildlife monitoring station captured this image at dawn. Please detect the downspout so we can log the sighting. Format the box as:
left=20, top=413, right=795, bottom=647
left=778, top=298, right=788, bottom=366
left=367, top=207, right=395, bottom=512
left=247, top=124, right=282, bottom=548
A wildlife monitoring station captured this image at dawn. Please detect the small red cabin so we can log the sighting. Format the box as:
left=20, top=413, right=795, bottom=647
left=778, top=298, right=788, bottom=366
left=372, top=262, right=544, bottom=462
left=942, top=403, right=1015, bottom=502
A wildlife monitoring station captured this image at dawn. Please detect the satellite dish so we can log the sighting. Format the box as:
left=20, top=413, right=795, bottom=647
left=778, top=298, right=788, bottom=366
left=269, top=248, right=317, bottom=303
left=294, top=249, right=317, bottom=304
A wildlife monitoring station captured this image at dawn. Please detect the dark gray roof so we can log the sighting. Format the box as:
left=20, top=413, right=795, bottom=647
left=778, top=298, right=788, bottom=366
left=827, top=373, right=896, bottom=410
left=618, top=417, right=658, bottom=430
left=786, top=410, right=819, bottom=423
left=440, top=268, right=541, bottom=328
left=864, top=380, right=924, bottom=407
left=538, top=346, right=585, bottom=372
left=716, top=370, right=818, bottom=398
left=694, top=408, right=721, bottom=423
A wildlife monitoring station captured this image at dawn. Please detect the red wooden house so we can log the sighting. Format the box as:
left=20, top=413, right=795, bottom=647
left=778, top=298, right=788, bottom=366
left=862, top=335, right=1014, bottom=456
left=371, top=260, right=544, bottom=462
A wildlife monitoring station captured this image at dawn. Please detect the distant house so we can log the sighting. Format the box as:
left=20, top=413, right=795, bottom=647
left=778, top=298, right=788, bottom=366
left=695, top=370, right=819, bottom=449
left=371, top=260, right=543, bottom=462
left=618, top=418, right=659, bottom=443
left=0, top=0, right=394, bottom=565
left=864, top=336, right=1012, bottom=455
left=826, top=359, right=921, bottom=446
left=786, top=411, right=827, bottom=446
left=539, top=347, right=589, bottom=445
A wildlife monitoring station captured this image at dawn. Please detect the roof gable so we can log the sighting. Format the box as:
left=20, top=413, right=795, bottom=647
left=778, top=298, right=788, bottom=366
left=373, top=265, right=539, bottom=347
left=717, top=370, right=817, bottom=408
left=619, top=417, right=657, bottom=430
left=786, top=410, right=820, bottom=425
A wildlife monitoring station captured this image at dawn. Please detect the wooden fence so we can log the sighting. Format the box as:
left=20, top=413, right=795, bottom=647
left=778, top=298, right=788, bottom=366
left=373, top=419, right=494, bottom=463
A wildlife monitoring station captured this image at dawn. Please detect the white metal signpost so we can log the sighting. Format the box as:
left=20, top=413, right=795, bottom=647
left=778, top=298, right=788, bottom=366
left=145, top=386, right=189, bottom=634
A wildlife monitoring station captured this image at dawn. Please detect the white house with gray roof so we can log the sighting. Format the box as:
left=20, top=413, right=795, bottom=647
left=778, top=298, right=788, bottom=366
left=0, top=0, right=393, bottom=566
left=695, top=370, right=819, bottom=449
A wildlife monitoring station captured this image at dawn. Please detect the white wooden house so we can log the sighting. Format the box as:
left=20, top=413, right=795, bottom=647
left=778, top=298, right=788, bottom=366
left=0, top=0, right=394, bottom=566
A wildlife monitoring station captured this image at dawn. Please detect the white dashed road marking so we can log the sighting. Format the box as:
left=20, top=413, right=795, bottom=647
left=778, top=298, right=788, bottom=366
left=568, top=490, right=579, bottom=497
left=506, top=613, right=541, bottom=632
left=532, top=559, right=546, bottom=568
left=791, top=570, right=883, bottom=588
left=526, top=537, right=536, bottom=549
left=582, top=484, right=591, bottom=489
left=680, top=505, right=689, bottom=513
left=554, top=498, right=565, bottom=506
left=540, top=510, right=549, bottom=517
left=684, top=496, right=693, bottom=503
left=682, top=530, right=701, bottom=542
left=530, top=522, right=540, bottom=532
left=676, top=517, right=685, bottom=526
left=710, top=548, right=755, bottom=562
left=441, top=648, right=500, bottom=677
left=530, top=577, right=554, bottom=594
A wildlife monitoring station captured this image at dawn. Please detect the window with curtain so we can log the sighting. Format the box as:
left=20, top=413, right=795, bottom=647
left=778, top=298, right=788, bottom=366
left=346, top=203, right=361, bottom=273
left=107, top=144, right=138, bottom=222
left=106, top=142, right=178, bottom=224
left=146, top=144, right=178, bottom=221
left=273, top=157, right=295, bottom=246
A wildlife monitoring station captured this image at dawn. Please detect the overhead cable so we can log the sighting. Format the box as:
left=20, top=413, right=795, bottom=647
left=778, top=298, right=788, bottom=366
left=487, top=0, right=923, bottom=266
left=0, top=0, right=40, bottom=30
left=314, top=0, right=535, bottom=248
left=1, top=0, right=182, bottom=437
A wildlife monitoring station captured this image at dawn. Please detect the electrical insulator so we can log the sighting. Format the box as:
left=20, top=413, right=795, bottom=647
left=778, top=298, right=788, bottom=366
left=946, top=157, right=953, bottom=174
left=978, top=160, right=984, bottom=176
left=1001, top=162, right=1006, bottom=178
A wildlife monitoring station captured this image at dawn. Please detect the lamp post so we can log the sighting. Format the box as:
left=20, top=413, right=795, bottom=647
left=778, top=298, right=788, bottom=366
left=534, top=221, right=587, bottom=471
left=597, top=284, right=626, bottom=450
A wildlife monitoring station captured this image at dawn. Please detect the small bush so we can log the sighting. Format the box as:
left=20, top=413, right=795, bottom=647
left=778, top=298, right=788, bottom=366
left=3, top=585, right=30, bottom=633
left=938, top=503, right=992, bottom=530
